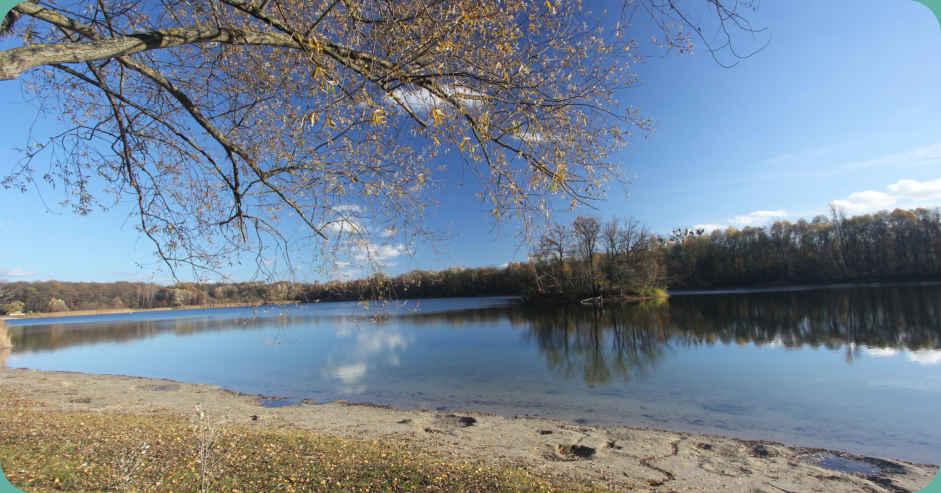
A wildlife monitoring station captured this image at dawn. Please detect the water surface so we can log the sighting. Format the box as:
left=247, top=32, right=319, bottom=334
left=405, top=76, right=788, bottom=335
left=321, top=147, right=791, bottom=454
left=5, top=286, right=940, bottom=464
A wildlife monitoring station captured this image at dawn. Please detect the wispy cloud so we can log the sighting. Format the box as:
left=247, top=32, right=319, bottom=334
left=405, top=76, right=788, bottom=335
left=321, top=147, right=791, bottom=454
left=0, top=267, right=35, bottom=280
left=842, top=143, right=941, bottom=170
left=332, top=204, right=363, bottom=213
left=357, top=330, right=408, bottom=353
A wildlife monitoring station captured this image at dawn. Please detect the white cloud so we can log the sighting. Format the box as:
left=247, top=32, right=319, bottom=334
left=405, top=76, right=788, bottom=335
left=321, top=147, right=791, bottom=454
left=887, top=178, right=941, bottom=199
left=331, top=363, right=367, bottom=384
left=864, top=347, right=899, bottom=358
left=353, top=242, right=405, bottom=263
left=497, top=262, right=509, bottom=269
left=385, top=85, right=483, bottom=114
left=694, top=224, right=725, bottom=233
left=690, top=211, right=788, bottom=233
left=908, top=350, right=941, bottom=366
left=842, top=143, right=941, bottom=170
left=729, top=209, right=788, bottom=227
left=864, top=347, right=941, bottom=366
left=387, top=87, right=439, bottom=113
left=324, top=218, right=366, bottom=234
left=514, top=131, right=545, bottom=144
left=324, top=205, right=367, bottom=235
left=829, top=190, right=897, bottom=214
left=379, top=228, right=396, bottom=238
left=694, top=176, right=941, bottom=236
left=829, top=178, right=941, bottom=214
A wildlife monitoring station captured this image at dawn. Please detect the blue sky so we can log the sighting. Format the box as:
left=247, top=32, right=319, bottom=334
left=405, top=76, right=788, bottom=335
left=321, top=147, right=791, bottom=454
left=2, top=0, right=941, bottom=283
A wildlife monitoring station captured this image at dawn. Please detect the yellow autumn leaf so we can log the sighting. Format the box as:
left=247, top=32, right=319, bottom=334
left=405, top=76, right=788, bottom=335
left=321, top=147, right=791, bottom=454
left=372, top=108, right=387, bottom=126
left=430, top=108, right=444, bottom=126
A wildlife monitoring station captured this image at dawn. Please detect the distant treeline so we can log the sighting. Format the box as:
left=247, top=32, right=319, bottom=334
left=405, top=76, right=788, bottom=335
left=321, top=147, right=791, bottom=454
left=0, top=268, right=534, bottom=315
left=1, top=207, right=939, bottom=314
left=665, top=207, right=941, bottom=289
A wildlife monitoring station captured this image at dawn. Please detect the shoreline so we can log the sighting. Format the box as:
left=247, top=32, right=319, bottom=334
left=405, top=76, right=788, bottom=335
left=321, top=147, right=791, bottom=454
left=1, top=300, right=299, bottom=321
left=0, top=368, right=935, bottom=492
left=7, top=278, right=940, bottom=322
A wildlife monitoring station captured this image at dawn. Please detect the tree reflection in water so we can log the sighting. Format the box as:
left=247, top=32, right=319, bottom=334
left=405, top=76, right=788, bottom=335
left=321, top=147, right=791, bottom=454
left=517, top=285, right=941, bottom=385
left=8, top=285, right=941, bottom=387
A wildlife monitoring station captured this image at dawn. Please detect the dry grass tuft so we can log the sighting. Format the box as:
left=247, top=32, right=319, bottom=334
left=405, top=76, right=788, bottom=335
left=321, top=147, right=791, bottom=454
left=0, top=321, right=12, bottom=349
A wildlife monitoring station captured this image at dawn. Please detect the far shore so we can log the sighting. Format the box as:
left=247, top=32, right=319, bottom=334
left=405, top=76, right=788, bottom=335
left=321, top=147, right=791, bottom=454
left=4, top=279, right=940, bottom=322
left=0, top=368, right=936, bottom=492
left=2, top=293, right=669, bottom=322
left=1, top=300, right=300, bottom=321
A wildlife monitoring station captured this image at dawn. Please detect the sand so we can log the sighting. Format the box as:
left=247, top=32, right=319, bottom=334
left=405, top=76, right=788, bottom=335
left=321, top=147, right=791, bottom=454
left=0, top=367, right=936, bottom=492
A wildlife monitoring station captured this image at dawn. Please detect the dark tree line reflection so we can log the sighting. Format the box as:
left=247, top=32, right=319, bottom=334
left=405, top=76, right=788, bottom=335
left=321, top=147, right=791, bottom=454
left=519, top=302, right=670, bottom=386
left=517, top=285, right=941, bottom=385
left=9, top=286, right=941, bottom=386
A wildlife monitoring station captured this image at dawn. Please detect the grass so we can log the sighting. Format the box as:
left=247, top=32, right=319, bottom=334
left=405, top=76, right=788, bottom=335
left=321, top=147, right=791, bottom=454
left=0, top=391, right=607, bottom=493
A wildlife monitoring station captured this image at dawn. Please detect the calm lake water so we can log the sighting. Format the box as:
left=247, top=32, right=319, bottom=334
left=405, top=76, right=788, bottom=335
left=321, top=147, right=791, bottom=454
left=5, top=285, right=941, bottom=464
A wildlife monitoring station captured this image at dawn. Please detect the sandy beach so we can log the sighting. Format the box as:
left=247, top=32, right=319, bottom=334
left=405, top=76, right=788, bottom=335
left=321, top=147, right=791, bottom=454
left=0, top=367, right=935, bottom=492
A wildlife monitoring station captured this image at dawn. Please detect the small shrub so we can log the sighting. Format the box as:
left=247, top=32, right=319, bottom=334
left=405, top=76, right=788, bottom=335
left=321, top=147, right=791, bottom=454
left=637, top=287, right=669, bottom=299
left=2, top=300, right=25, bottom=315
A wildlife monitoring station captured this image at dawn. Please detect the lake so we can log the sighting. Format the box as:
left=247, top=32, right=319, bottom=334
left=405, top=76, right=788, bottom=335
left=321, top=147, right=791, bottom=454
left=4, top=285, right=940, bottom=464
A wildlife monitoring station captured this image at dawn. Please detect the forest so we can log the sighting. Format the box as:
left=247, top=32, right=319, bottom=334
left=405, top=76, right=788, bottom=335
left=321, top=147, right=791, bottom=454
left=1, top=207, right=939, bottom=315
left=665, top=207, right=941, bottom=289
